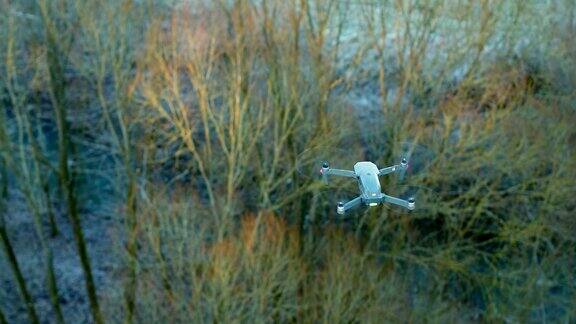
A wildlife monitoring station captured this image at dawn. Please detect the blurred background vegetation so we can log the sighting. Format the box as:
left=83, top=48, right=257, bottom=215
left=0, top=0, right=575, bottom=322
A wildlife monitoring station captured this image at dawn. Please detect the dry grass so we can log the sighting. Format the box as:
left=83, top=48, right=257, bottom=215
left=0, top=0, right=575, bottom=322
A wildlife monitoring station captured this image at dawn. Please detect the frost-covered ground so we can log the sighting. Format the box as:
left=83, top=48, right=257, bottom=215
left=331, top=1, right=573, bottom=116
left=0, top=191, right=122, bottom=323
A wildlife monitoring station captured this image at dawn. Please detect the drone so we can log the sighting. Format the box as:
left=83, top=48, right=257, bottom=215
left=320, top=158, right=415, bottom=214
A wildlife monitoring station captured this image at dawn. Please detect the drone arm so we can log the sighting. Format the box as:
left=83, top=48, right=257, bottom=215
left=378, top=165, right=400, bottom=176
left=379, top=158, right=408, bottom=176
left=320, top=163, right=356, bottom=182
left=337, top=196, right=363, bottom=215
left=382, top=194, right=415, bottom=210
left=325, top=168, right=356, bottom=178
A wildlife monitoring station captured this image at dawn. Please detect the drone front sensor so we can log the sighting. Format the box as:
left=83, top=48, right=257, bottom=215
left=321, top=159, right=415, bottom=214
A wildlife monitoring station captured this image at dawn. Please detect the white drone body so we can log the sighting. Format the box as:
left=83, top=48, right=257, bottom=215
left=320, top=159, right=415, bottom=215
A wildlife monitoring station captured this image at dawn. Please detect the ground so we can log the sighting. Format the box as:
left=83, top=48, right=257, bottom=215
left=1, top=190, right=121, bottom=323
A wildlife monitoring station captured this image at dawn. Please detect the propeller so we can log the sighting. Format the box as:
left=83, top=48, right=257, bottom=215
left=386, top=140, right=436, bottom=182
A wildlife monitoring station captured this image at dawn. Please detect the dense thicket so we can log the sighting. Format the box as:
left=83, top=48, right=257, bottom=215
left=0, top=0, right=574, bottom=322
